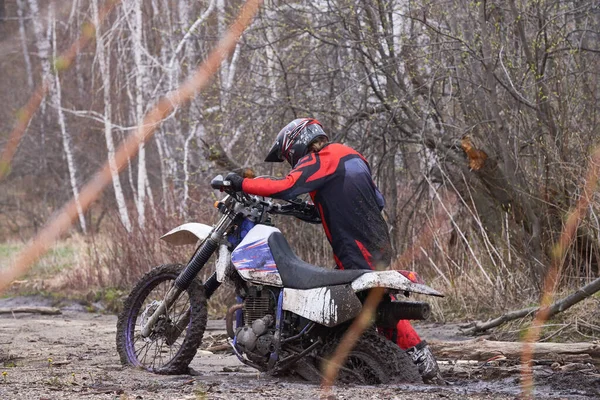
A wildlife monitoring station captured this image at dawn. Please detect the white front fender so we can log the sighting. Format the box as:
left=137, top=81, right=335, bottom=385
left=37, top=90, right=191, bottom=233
left=160, top=223, right=213, bottom=246
left=351, top=271, right=444, bottom=297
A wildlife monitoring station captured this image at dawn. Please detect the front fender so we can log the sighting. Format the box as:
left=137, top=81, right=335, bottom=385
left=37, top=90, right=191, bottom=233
left=160, top=223, right=213, bottom=246
left=351, top=271, right=444, bottom=297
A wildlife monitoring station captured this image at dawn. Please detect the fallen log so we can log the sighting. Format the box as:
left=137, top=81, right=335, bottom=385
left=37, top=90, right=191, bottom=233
left=204, top=344, right=232, bottom=353
left=461, top=275, right=600, bottom=335
left=430, top=338, right=600, bottom=363
left=0, top=306, right=61, bottom=315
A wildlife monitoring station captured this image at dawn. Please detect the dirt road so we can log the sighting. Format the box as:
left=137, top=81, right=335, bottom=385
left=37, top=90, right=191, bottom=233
left=0, top=299, right=598, bottom=399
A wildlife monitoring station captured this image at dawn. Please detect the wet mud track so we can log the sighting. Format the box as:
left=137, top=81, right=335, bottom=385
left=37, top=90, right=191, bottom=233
left=0, top=307, right=598, bottom=399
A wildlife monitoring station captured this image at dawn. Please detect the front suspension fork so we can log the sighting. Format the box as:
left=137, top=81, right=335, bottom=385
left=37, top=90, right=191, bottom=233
left=162, top=272, right=222, bottom=343
left=140, top=215, right=230, bottom=338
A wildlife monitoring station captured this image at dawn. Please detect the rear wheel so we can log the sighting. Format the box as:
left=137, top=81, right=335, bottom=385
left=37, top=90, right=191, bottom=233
left=116, top=264, right=207, bottom=374
left=318, top=330, right=422, bottom=384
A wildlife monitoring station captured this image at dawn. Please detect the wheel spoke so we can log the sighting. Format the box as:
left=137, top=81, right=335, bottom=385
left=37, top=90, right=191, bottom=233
left=132, top=291, right=190, bottom=370
left=140, top=341, right=152, bottom=365
left=134, top=341, right=150, bottom=357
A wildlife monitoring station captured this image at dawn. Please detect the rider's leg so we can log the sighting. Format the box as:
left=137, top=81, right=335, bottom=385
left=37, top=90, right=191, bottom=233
left=379, top=319, right=441, bottom=382
left=396, top=320, right=440, bottom=382
left=394, top=319, right=421, bottom=349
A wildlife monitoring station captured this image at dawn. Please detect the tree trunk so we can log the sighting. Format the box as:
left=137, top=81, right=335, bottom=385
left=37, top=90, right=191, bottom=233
left=182, top=123, right=204, bottom=216
left=0, top=306, right=61, bottom=315
left=16, top=0, right=34, bottom=90
left=50, top=5, right=86, bottom=233
left=92, top=0, right=132, bottom=232
left=27, top=0, right=49, bottom=166
left=430, top=338, right=600, bottom=363
left=263, top=0, right=278, bottom=100
left=217, top=0, right=229, bottom=99
left=130, top=0, right=148, bottom=228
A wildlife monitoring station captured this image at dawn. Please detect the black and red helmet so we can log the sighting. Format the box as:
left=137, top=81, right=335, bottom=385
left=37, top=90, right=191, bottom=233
left=264, top=118, right=328, bottom=167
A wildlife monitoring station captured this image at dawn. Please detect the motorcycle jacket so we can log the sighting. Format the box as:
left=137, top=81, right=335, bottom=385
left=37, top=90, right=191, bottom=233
left=242, top=143, right=392, bottom=270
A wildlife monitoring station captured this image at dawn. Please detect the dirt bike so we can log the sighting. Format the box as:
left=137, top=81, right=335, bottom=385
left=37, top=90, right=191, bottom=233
left=116, top=175, right=443, bottom=384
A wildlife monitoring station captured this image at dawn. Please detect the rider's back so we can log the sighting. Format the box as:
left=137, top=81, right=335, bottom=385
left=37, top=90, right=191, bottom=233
left=307, top=143, right=392, bottom=270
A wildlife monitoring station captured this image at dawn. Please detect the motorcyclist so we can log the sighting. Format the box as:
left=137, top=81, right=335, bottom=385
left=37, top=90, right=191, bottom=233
left=224, top=118, right=440, bottom=381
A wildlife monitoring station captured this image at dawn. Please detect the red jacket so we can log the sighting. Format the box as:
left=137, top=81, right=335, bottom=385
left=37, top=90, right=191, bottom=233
left=243, top=143, right=391, bottom=270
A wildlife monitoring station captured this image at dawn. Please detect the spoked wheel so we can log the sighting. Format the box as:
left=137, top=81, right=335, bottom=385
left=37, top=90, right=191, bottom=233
left=116, top=264, right=207, bottom=374
left=318, top=330, right=422, bottom=384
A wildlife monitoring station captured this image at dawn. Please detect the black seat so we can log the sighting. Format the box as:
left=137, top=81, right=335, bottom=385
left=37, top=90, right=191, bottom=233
left=268, top=232, right=368, bottom=290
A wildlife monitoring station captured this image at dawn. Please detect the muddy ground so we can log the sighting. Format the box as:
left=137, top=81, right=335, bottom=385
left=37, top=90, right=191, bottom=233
left=0, top=297, right=599, bottom=400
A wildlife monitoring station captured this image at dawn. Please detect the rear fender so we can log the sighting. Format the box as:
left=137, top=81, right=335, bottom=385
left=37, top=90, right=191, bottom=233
left=160, top=223, right=213, bottom=246
left=351, top=271, right=444, bottom=297
left=282, top=285, right=362, bottom=327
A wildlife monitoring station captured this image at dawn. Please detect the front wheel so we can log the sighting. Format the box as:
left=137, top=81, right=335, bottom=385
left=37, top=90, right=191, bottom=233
left=116, top=264, right=208, bottom=374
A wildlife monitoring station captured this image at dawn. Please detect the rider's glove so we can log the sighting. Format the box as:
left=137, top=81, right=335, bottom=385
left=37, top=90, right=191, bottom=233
left=295, top=202, right=322, bottom=224
left=225, top=172, right=245, bottom=192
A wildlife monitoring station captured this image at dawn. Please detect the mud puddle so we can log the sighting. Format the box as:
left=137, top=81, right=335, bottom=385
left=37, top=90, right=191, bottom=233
left=0, top=296, right=598, bottom=399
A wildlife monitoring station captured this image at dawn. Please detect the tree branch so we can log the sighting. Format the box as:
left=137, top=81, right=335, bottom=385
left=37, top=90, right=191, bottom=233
left=461, top=276, right=600, bottom=335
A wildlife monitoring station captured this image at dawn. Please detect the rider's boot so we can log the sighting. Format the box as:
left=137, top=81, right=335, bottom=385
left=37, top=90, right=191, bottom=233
left=406, top=340, right=442, bottom=383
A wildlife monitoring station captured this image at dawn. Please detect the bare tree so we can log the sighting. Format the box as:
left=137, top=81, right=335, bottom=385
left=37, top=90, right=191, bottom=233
left=92, top=0, right=132, bottom=232
left=16, top=0, right=34, bottom=90
left=50, top=4, right=86, bottom=233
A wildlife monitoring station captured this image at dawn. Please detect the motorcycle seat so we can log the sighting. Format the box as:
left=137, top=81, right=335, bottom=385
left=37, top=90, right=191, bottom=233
left=268, top=232, right=368, bottom=290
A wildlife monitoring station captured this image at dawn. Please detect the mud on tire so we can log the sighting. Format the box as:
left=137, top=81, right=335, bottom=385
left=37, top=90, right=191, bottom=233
left=116, top=264, right=207, bottom=374
left=318, top=330, right=422, bottom=384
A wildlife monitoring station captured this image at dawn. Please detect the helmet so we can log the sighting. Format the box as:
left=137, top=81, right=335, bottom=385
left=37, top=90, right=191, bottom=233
left=264, top=118, right=328, bottom=167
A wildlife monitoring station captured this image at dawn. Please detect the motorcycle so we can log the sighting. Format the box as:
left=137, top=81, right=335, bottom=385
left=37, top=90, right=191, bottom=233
left=116, top=175, right=443, bottom=384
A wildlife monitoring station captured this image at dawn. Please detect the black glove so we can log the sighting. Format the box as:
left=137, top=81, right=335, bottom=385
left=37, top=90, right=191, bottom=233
left=224, top=172, right=245, bottom=192
left=295, top=202, right=322, bottom=224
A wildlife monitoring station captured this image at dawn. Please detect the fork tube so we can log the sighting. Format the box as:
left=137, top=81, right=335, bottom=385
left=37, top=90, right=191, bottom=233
left=175, top=215, right=232, bottom=290
left=204, top=272, right=221, bottom=299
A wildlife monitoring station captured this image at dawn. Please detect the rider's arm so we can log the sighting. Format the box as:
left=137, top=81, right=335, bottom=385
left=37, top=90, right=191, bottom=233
left=242, top=152, right=333, bottom=200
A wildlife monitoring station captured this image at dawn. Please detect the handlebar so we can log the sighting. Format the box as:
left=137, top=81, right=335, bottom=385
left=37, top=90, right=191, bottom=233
left=210, top=175, right=231, bottom=191
left=211, top=174, right=320, bottom=222
left=246, top=195, right=320, bottom=222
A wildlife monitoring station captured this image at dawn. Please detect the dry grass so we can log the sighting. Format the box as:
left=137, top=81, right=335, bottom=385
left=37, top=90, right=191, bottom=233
left=0, top=236, right=87, bottom=295
left=59, top=209, right=233, bottom=315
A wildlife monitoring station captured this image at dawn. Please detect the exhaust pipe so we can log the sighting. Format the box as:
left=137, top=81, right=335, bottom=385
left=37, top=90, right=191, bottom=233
left=225, top=304, right=243, bottom=339
left=375, top=301, right=431, bottom=328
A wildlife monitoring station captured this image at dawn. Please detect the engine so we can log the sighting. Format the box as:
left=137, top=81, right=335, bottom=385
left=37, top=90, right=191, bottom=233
left=243, top=286, right=272, bottom=325
left=235, top=286, right=276, bottom=358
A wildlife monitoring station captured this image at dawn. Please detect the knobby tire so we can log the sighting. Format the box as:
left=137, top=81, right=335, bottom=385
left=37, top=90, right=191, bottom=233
left=318, top=330, right=422, bottom=384
left=116, top=264, right=208, bottom=374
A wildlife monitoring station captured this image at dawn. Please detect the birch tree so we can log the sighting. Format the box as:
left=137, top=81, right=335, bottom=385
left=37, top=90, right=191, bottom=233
left=16, top=0, right=34, bottom=90
left=127, top=0, right=151, bottom=227
left=49, top=4, right=87, bottom=233
left=27, top=0, right=50, bottom=156
left=92, top=0, right=132, bottom=232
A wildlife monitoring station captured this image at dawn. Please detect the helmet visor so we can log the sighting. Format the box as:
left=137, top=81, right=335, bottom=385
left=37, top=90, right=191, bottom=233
left=264, top=141, right=284, bottom=162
